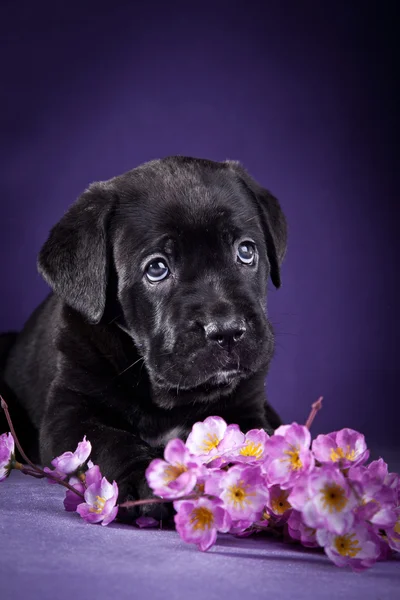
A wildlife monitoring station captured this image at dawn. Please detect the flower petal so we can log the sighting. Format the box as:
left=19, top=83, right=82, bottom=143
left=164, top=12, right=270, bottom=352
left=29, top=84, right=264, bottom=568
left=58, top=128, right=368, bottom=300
left=164, top=438, right=189, bottom=465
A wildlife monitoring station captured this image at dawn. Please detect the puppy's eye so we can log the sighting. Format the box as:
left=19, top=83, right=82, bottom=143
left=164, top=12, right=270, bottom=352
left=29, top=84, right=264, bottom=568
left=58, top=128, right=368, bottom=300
left=237, top=242, right=256, bottom=265
left=145, top=259, right=170, bottom=282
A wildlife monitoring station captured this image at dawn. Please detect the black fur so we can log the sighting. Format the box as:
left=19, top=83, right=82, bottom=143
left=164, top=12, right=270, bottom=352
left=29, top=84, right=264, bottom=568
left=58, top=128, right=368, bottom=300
left=1, top=156, right=287, bottom=517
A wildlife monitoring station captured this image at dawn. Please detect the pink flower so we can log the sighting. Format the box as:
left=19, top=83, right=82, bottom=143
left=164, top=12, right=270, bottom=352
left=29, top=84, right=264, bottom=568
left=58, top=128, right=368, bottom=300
left=363, top=458, right=399, bottom=492
left=64, top=480, right=85, bottom=512
left=63, top=464, right=102, bottom=512
left=385, top=507, right=400, bottom=552
left=0, top=433, right=15, bottom=482
left=136, top=516, right=159, bottom=528
left=316, top=523, right=381, bottom=572
left=267, top=485, right=292, bottom=521
left=230, top=429, right=269, bottom=465
left=77, top=476, right=118, bottom=526
left=287, top=510, right=318, bottom=548
left=202, top=468, right=225, bottom=496
left=145, top=439, right=205, bottom=499
left=252, top=511, right=272, bottom=531
left=185, top=416, right=244, bottom=464
left=348, top=463, right=397, bottom=528
left=229, top=519, right=254, bottom=536
left=174, top=496, right=231, bottom=551
left=46, top=436, right=92, bottom=481
left=312, top=428, right=369, bottom=469
left=263, top=423, right=314, bottom=489
left=219, top=465, right=269, bottom=522
left=290, top=465, right=358, bottom=534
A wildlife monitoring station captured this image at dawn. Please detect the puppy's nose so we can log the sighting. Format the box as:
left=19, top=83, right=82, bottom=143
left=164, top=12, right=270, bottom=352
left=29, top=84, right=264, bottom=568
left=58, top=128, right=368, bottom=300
left=204, top=320, right=246, bottom=349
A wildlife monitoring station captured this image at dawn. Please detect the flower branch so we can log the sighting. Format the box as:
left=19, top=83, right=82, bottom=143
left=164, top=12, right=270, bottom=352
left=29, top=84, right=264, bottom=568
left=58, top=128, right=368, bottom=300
left=1, top=393, right=399, bottom=571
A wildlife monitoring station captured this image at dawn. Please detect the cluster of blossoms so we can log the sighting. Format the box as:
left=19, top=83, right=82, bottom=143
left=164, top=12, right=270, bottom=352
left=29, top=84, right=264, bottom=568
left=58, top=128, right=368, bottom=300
left=1, top=400, right=399, bottom=572
left=145, top=418, right=400, bottom=571
left=0, top=431, right=119, bottom=526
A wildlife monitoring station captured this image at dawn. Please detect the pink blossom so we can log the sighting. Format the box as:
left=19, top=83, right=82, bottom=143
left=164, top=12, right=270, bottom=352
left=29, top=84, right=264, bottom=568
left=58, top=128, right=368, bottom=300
left=348, top=463, right=397, bottom=528
left=46, top=436, right=92, bottom=481
left=267, top=485, right=292, bottom=521
left=145, top=439, right=205, bottom=499
left=263, top=423, right=314, bottom=489
left=230, top=429, right=269, bottom=465
left=64, top=480, right=85, bottom=512
left=0, top=433, right=15, bottom=482
left=229, top=519, right=254, bottom=536
left=219, top=465, right=268, bottom=522
left=385, top=507, right=400, bottom=552
left=202, top=468, right=225, bottom=496
left=174, top=496, right=231, bottom=551
left=376, top=536, right=392, bottom=562
left=289, top=465, right=357, bottom=534
left=316, top=523, right=381, bottom=572
left=312, top=428, right=369, bottom=469
left=185, top=416, right=244, bottom=464
left=287, top=510, right=318, bottom=547
left=63, top=464, right=102, bottom=512
left=252, top=511, right=272, bottom=531
left=203, top=470, right=257, bottom=536
left=136, top=516, right=159, bottom=528
left=363, top=458, right=399, bottom=493
left=77, top=476, right=118, bottom=526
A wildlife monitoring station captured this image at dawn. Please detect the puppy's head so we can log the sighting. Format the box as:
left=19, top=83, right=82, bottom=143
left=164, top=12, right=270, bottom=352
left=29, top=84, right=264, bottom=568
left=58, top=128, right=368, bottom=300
left=38, top=157, right=287, bottom=405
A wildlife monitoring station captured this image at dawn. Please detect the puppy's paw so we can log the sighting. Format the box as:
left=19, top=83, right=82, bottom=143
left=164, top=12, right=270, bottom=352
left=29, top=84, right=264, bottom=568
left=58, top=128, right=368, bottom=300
left=116, top=475, right=174, bottom=525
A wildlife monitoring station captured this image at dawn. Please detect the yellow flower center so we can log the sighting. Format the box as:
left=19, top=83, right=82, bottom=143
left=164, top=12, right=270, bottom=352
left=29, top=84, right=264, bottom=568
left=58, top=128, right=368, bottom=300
left=394, top=518, right=400, bottom=535
left=190, top=507, right=214, bottom=531
left=202, top=433, right=220, bottom=453
left=262, top=510, right=271, bottom=521
left=239, top=441, right=263, bottom=459
left=227, top=481, right=255, bottom=508
left=271, top=490, right=291, bottom=515
left=330, top=445, right=356, bottom=462
left=282, top=445, right=303, bottom=471
left=90, top=495, right=106, bottom=514
left=163, top=463, right=187, bottom=483
left=320, top=483, right=348, bottom=513
left=334, top=533, right=362, bottom=557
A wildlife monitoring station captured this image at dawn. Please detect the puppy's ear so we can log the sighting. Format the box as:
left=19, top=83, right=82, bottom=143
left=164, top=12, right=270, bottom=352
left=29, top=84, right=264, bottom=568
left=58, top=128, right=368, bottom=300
left=226, top=161, right=287, bottom=288
left=37, top=183, right=115, bottom=324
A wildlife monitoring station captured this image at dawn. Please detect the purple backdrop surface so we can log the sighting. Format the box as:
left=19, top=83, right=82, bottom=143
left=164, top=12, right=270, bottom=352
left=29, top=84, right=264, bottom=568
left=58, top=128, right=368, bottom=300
left=0, top=1, right=398, bottom=445
left=1, top=473, right=400, bottom=600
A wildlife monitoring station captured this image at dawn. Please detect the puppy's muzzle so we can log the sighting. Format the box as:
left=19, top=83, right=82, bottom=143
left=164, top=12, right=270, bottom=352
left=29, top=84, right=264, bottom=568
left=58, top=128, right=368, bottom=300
left=203, top=319, right=246, bottom=352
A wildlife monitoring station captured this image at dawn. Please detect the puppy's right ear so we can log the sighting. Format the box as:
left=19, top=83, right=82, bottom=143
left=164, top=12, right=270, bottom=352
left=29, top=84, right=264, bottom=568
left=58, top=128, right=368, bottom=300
left=37, top=183, right=115, bottom=324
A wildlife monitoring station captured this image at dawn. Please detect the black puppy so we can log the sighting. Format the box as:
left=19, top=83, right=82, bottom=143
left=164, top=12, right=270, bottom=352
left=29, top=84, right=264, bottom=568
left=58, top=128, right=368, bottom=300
left=1, top=156, right=287, bottom=514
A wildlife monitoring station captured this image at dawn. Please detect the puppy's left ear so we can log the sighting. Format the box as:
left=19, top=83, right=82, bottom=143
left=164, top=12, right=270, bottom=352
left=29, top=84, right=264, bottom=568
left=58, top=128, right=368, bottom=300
left=226, top=161, right=287, bottom=288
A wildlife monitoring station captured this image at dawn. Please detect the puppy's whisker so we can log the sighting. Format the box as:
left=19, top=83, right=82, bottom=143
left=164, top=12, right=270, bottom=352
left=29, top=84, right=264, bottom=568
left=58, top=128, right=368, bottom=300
left=107, top=313, right=122, bottom=325
left=176, top=374, right=184, bottom=396
left=116, top=356, right=145, bottom=378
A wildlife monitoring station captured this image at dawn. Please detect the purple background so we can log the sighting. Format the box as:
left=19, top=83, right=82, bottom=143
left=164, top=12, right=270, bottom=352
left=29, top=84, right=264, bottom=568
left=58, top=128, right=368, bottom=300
left=1, top=1, right=398, bottom=446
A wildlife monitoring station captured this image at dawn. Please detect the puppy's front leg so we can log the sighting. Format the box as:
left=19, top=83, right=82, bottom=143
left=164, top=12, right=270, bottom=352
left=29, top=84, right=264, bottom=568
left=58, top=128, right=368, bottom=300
left=39, top=387, right=169, bottom=520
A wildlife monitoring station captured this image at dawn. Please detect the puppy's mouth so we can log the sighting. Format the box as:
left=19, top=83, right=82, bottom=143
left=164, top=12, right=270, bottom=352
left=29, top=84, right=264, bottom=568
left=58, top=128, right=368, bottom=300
left=153, top=366, right=247, bottom=396
left=200, top=369, right=244, bottom=387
